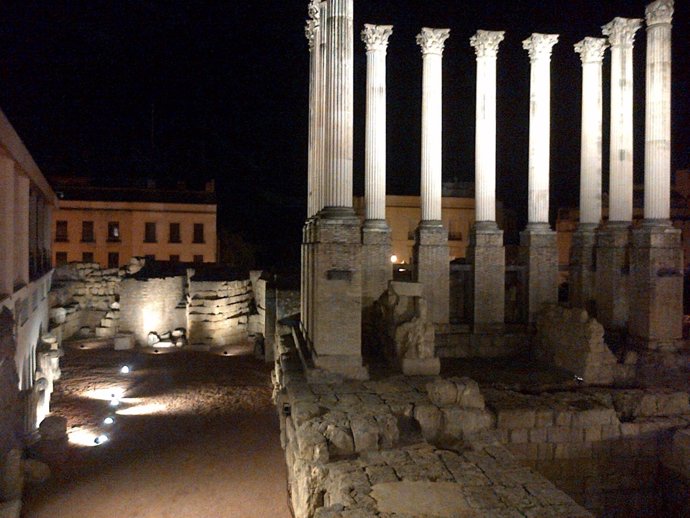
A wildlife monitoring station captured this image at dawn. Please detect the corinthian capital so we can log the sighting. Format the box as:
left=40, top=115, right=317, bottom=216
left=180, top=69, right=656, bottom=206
left=361, top=24, right=394, bottom=52
left=574, top=37, right=608, bottom=64
left=470, top=30, right=505, bottom=58
left=305, top=19, right=317, bottom=51
left=416, top=28, right=451, bottom=56
left=307, top=0, right=320, bottom=22
left=522, top=33, right=559, bottom=62
left=646, top=0, right=674, bottom=26
left=602, top=17, right=642, bottom=47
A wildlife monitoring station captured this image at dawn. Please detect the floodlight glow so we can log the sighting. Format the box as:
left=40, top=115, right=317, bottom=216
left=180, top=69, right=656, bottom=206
left=94, top=434, right=109, bottom=445
left=116, top=402, right=168, bottom=416
left=110, top=398, right=120, bottom=407
left=103, top=417, right=115, bottom=425
left=120, top=365, right=131, bottom=374
left=390, top=255, right=398, bottom=263
left=83, top=387, right=125, bottom=401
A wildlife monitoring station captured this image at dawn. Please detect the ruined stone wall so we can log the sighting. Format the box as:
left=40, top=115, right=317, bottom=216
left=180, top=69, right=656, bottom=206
left=187, top=279, right=252, bottom=347
left=119, top=276, right=186, bottom=345
left=534, top=305, right=632, bottom=385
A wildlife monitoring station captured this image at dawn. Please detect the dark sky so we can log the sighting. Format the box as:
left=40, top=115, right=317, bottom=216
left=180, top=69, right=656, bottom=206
left=0, top=1, right=688, bottom=268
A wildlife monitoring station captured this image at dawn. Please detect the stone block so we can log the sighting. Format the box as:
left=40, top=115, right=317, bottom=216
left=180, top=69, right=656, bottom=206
left=426, top=377, right=484, bottom=409
left=519, top=227, right=558, bottom=323
left=0, top=449, right=23, bottom=501
left=38, top=415, right=67, bottom=441
left=497, top=409, right=535, bottom=429
left=401, top=357, right=440, bottom=376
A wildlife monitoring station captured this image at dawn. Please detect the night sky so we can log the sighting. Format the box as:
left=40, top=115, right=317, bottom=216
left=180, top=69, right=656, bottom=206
left=1, top=1, right=688, bottom=269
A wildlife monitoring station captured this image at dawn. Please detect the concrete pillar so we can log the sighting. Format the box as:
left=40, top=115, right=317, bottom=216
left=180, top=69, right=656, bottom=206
left=309, top=0, right=366, bottom=379
left=519, top=33, right=559, bottom=323
left=14, top=174, right=29, bottom=288
left=570, top=37, right=607, bottom=312
left=361, top=24, right=393, bottom=313
left=467, top=30, right=505, bottom=332
left=0, top=157, right=16, bottom=296
left=413, top=27, right=450, bottom=326
left=597, top=18, right=641, bottom=333
left=630, top=0, right=682, bottom=350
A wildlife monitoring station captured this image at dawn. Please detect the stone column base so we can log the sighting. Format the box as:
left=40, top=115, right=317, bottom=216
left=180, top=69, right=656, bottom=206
left=569, top=224, right=597, bottom=313
left=466, top=222, right=505, bottom=333
left=629, top=221, right=683, bottom=351
left=309, top=211, right=368, bottom=380
left=361, top=222, right=392, bottom=308
left=519, top=224, right=558, bottom=323
left=595, top=222, right=630, bottom=333
left=413, top=222, right=449, bottom=326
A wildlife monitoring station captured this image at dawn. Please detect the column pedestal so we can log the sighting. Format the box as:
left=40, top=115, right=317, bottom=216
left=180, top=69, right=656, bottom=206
left=569, top=224, right=597, bottom=313
left=466, top=222, right=505, bottom=333
left=629, top=222, right=683, bottom=351
left=413, top=222, right=449, bottom=326
left=595, top=222, right=630, bottom=333
left=311, top=212, right=368, bottom=380
left=361, top=221, right=392, bottom=308
left=519, top=224, right=558, bottom=323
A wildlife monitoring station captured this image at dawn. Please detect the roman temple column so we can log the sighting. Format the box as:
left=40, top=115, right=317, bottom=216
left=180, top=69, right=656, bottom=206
left=466, top=29, right=506, bottom=332
left=630, top=0, right=682, bottom=350
left=361, top=24, right=394, bottom=314
left=0, top=157, right=16, bottom=296
left=309, top=0, right=367, bottom=379
left=519, top=33, right=559, bottom=324
left=570, top=37, right=607, bottom=312
left=596, top=17, right=641, bottom=334
left=413, top=27, right=450, bottom=326
left=14, top=173, right=30, bottom=288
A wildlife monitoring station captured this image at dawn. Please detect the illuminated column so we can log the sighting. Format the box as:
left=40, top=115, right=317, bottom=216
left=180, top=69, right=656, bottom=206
left=597, top=18, right=641, bottom=332
left=361, top=24, right=394, bottom=310
left=15, top=173, right=30, bottom=287
left=322, top=0, right=354, bottom=214
left=413, top=27, right=450, bottom=326
left=316, top=0, right=328, bottom=213
left=603, top=17, right=642, bottom=223
left=467, top=30, right=505, bottom=331
left=305, top=2, right=320, bottom=218
left=520, top=33, right=559, bottom=323
left=523, top=33, right=558, bottom=227
left=570, top=37, right=607, bottom=311
left=362, top=24, right=393, bottom=225
left=630, top=0, right=682, bottom=350
left=0, top=158, right=15, bottom=295
left=644, top=0, right=673, bottom=221
left=417, top=28, right=449, bottom=223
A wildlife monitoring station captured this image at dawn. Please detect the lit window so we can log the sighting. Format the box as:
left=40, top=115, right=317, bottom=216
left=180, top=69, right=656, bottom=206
left=107, top=222, right=120, bottom=241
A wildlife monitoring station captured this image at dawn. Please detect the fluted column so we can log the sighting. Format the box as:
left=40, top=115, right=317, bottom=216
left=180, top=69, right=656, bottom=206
left=316, top=1, right=328, bottom=213
left=644, top=0, right=674, bottom=221
left=323, top=0, right=354, bottom=213
left=417, top=28, right=450, bottom=223
left=523, top=33, right=558, bottom=227
left=0, top=157, right=16, bottom=296
left=602, top=18, right=642, bottom=223
left=15, top=173, right=30, bottom=287
left=471, top=30, right=504, bottom=225
left=570, top=37, right=607, bottom=312
left=305, top=2, right=321, bottom=218
left=362, top=24, right=393, bottom=225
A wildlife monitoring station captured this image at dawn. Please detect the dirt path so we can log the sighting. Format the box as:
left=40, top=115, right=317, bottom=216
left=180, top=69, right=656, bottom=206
left=23, top=346, right=292, bottom=518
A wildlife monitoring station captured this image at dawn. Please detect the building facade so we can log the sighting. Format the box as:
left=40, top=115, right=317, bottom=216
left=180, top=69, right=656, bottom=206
left=51, top=180, right=218, bottom=268
left=0, top=108, right=57, bottom=439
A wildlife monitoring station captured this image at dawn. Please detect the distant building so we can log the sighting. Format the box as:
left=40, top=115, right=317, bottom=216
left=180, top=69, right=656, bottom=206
left=51, top=179, right=218, bottom=268
left=0, top=108, right=57, bottom=437
left=556, top=169, right=690, bottom=281
left=354, top=181, right=517, bottom=264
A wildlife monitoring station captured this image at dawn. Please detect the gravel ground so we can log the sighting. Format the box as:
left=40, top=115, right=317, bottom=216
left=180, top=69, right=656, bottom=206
left=22, top=344, right=291, bottom=518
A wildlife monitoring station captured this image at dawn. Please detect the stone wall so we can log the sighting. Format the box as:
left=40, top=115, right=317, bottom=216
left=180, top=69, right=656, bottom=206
left=187, top=278, right=252, bottom=347
left=534, top=305, right=631, bottom=385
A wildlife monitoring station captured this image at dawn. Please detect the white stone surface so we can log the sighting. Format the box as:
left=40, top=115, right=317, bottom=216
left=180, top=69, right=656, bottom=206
left=574, top=37, right=607, bottom=226
left=644, top=0, right=674, bottom=221
left=305, top=1, right=321, bottom=218
left=362, top=24, right=393, bottom=224
left=602, top=17, right=642, bottom=223
left=523, top=33, right=558, bottom=226
left=470, top=30, right=504, bottom=224
left=417, top=27, right=450, bottom=223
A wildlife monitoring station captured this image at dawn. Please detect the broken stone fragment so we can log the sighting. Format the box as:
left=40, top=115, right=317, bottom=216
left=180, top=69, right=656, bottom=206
left=39, top=415, right=67, bottom=441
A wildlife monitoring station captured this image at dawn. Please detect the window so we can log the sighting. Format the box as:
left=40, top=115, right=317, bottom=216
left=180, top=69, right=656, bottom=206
left=193, top=223, right=204, bottom=243
left=108, top=252, right=119, bottom=269
left=107, top=222, right=120, bottom=242
left=55, top=221, right=68, bottom=242
left=170, top=255, right=180, bottom=262
left=55, top=252, right=68, bottom=266
left=81, top=221, right=94, bottom=242
left=169, top=223, right=181, bottom=243
left=144, top=222, right=157, bottom=243
left=82, top=252, right=94, bottom=263
left=193, top=255, right=203, bottom=263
